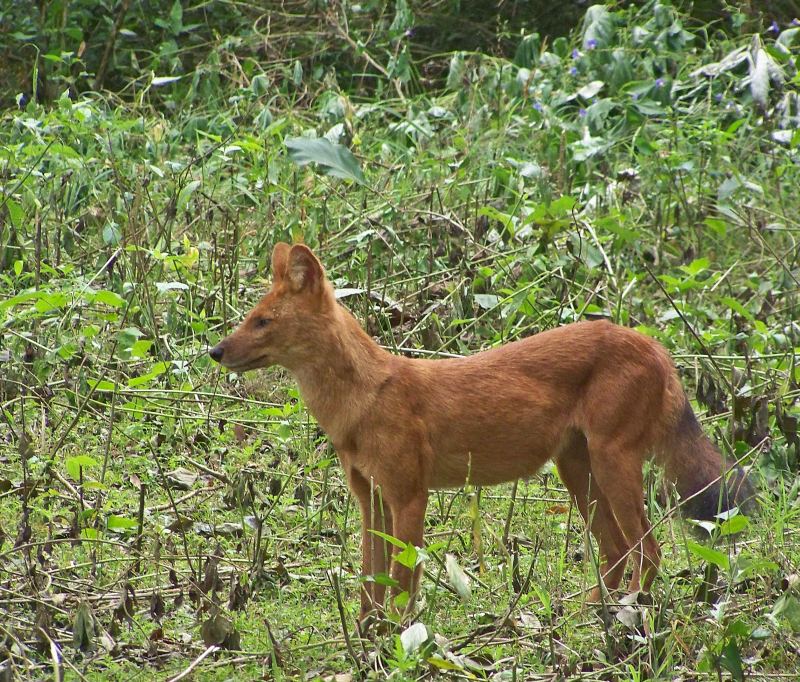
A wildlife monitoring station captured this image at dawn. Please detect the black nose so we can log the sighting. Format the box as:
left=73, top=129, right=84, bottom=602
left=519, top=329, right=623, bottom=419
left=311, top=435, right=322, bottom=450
left=209, top=345, right=224, bottom=363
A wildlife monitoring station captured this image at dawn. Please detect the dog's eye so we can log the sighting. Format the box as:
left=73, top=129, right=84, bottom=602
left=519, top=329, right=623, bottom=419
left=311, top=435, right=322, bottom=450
left=255, top=317, right=271, bottom=329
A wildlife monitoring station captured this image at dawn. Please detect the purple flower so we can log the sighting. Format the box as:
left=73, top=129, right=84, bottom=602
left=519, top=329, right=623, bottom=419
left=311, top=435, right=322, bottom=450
left=569, top=66, right=578, bottom=76
left=655, top=78, right=665, bottom=88
left=533, top=102, right=543, bottom=111
left=579, top=108, right=587, bottom=117
left=792, top=18, right=800, bottom=26
left=404, top=27, right=415, bottom=38
left=714, top=92, right=723, bottom=102
left=632, top=92, right=639, bottom=101
left=572, top=48, right=581, bottom=59
left=769, top=20, right=780, bottom=34
left=586, top=38, right=598, bottom=50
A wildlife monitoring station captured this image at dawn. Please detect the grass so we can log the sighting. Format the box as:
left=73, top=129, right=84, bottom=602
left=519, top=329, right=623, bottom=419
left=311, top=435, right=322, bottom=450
left=1, top=1, right=800, bottom=679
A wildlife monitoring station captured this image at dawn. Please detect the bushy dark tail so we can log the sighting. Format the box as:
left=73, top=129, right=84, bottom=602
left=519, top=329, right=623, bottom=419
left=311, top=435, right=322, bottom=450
left=660, top=399, right=756, bottom=520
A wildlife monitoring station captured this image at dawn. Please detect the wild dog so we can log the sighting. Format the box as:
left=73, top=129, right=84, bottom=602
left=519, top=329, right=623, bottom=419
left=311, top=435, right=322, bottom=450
left=210, top=242, right=753, bottom=620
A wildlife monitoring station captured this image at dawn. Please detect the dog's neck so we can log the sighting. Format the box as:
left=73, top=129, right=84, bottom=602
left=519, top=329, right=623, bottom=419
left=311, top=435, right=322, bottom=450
left=290, top=303, right=392, bottom=445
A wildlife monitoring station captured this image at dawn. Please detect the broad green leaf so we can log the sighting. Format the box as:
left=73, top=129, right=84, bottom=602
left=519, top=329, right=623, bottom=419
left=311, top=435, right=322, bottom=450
left=127, top=361, right=168, bottom=387
left=389, top=0, right=414, bottom=38
left=103, top=223, right=121, bottom=245
left=87, top=379, right=116, bottom=392
left=368, top=529, right=407, bottom=548
left=73, top=602, right=95, bottom=650
left=572, top=132, right=610, bottom=161
left=427, top=655, right=465, bottom=671
left=394, top=590, right=410, bottom=609
left=724, top=119, right=747, bottom=137
left=720, top=297, right=753, bottom=321
left=582, top=5, right=615, bottom=48
left=66, top=455, right=98, bottom=481
left=228, top=137, right=263, bottom=154
left=718, top=175, right=741, bottom=200
left=127, top=373, right=156, bottom=388
left=35, top=292, right=68, bottom=312
left=118, top=327, right=144, bottom=344
left=609, top=49, right=633, bottom=90
left=531, top=582, right=552, bottom=614
left=679, top=257, right=710, bottom=277
left=251, top=73, right=269, bottom=96
left=633, top=99, right=666, bottom=115
left=549, top=195, right=578, bottom=215
left=370, top=572, right=399, bottom=588
left=773, top=594, right=800, bottom=633
left=396, top=542, right=418, bottom=569
left=599, top=216, right=640, bottom=243
left=719, top=513, right=750, bottom=535
left=477, top=205, right=516, bottom=233
left=720, top=639, right=744, bottom=682
left=725, top=619, right=750, bottom=639
left=5, top=198, right=23, bottom=226
left=130, top=339, right=153, bottom=358
left=50, top=144, right=80, bottom=159
left=514, top=33, right=541, bottom=68
left=285, top=137, right=365, bottom=184
left=704, top=217, right=727, bottom=236
left=176, top=180, right=201, bottom=212
left=687, top=541, right=730, bottom=570
left=732, top=555, right=779, bottom=581
left=92, top=290, right=125, bottom=308
left=169, top=0, right=183, bottom=33
left=107, top=515, right=139, bottom=532
left=0, top=291, right=42, bottom=310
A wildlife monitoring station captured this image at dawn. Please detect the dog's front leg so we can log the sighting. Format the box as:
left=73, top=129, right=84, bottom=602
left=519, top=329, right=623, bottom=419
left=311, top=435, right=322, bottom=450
left=388, top=493, right=428, bottom=616
left=348, top=469, right=392, bottom=622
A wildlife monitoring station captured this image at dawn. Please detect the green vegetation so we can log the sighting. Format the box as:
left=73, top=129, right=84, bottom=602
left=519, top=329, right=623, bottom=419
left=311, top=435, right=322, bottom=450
left=1, top=1, right=799, bottom=679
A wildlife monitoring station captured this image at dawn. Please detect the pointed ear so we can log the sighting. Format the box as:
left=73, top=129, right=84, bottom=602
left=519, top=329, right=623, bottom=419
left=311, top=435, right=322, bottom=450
left=271, top=242, right=291, bottom=281
left=287, top=244, right=324, bottom=293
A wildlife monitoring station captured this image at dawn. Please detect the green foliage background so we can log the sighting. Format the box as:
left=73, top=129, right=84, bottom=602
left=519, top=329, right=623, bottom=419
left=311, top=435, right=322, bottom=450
left=1, top=1, right=800, bottom=679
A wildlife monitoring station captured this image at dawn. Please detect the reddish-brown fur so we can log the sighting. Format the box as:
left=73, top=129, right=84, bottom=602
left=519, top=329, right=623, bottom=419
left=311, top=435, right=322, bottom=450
left=210, top=243, right=753, bottom=619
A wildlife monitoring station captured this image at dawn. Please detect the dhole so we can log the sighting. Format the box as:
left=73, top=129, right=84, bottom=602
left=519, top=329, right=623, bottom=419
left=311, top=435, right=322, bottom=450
left=210, top=242, right=753, bottom=620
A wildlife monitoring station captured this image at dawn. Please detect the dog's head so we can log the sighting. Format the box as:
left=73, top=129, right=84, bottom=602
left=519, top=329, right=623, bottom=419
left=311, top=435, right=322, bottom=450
left=209, top=243, right=335, bottom=372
